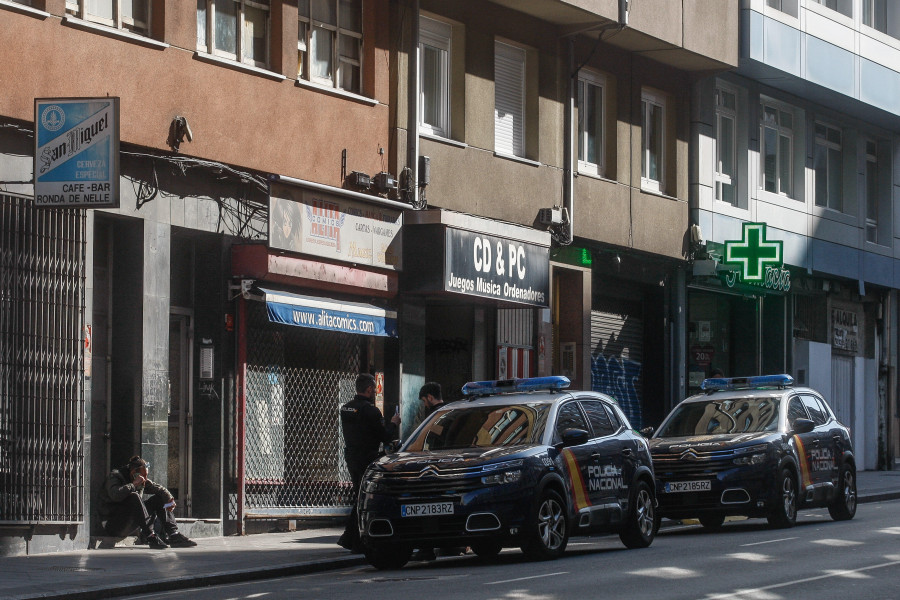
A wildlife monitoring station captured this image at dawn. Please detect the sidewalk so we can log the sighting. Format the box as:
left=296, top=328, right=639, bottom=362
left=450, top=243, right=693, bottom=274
left=3, top=470, right=899, bottom=600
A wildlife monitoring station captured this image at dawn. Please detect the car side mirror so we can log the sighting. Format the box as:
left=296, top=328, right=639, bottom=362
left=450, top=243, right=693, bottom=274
left=640, top=426, right=655, bottom=438
left=792, top=418, right=815, bottom=434
left=559, top=428, right=590, bottom=448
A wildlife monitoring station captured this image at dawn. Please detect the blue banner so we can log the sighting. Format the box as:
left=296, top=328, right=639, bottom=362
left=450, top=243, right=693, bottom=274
left=261, top=288, right=398, bottom=338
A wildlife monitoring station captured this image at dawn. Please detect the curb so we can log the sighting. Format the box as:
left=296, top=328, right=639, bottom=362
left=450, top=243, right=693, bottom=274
left=10, top=555, right=368, bottom=600
left=859, top=491, right=900, bottom=504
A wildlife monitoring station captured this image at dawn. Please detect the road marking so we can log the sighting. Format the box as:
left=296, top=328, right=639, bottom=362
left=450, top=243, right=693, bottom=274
left=725, top=552, right=772, bottom=563
left=879, top=527, right=900, bottom=535
left=485, top=572, right=568, bottom=585
left=740, top=537, right=797, bottom=547
left=812, top=538, right=863, bottom=547
left=699, top=558, right=900, bottom=600
left=628, top=567, right=698, bottom=579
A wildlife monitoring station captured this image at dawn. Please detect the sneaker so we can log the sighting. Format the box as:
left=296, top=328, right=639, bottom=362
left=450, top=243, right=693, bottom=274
left=147, top=534, right=169, bottom=550
left=166, top=533, right=197, bottom=548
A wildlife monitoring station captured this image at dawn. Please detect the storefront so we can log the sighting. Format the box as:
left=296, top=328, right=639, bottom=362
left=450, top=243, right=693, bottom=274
left=230, top=178, right=404, bottom=531
left=400, top=210, right=550, bottom=433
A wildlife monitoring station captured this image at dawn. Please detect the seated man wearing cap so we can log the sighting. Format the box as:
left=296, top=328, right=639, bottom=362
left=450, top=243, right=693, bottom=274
left=98, top=455, right=197, bottom=549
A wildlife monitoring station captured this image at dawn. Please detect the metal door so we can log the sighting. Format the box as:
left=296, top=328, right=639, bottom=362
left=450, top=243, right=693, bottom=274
left=168, top=310, right=194, bottom=516
left=830, top=354, right=854, bottom=431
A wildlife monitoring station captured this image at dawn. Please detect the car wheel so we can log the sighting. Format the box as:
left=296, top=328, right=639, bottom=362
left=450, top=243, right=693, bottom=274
left=619, top=480, right=656, bottom=548
left=364, top=544, right=412, bottom=570
left=699, top=514, right=725, bottom=530
left=828, top=463, right=857, bottom=521
left=767, top=468, right=797, bottom=528
left=470, top=539, right=503, bottom=560
left=521, top=488, right=568, bottom=560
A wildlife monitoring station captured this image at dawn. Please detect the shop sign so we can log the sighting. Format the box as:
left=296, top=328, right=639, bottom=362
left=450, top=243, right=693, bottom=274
left=34, top=97, right=120, bottom=208
left=445, top=228, right=549, bottom=307
left=831, top=307, right=859, bottom=353
left=690, top=345, right=715, bottom=367
left=269, top=183, right=402, bottom=271
left=720, top=222, right=790, bottom=293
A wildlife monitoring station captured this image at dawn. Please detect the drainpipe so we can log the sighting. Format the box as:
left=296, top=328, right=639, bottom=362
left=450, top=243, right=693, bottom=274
left=407, top=0, right=420, bottom=208
left=563, top=37, right=575, bottom=244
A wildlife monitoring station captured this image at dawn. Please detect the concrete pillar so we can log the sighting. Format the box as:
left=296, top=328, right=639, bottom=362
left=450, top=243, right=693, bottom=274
left=399, top=300, right=426, bottom=440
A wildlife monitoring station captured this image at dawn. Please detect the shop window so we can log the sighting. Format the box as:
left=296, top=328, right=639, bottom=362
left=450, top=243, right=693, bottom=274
left=760, top=99, right=795, bottom=199
left=814, top=122, right=843, bottom=212
left=419, top=16, right=451, bottom=137
left=766, top=0, right=798, bottom=18
left=66, top=0, right=149, bottom=35
left=810, top=0, right=851, bottom=18
left=577, top=70, right=605, bottom=177
left=494, top=40, right=526, bottom=158
left=198, top=0, right=269, bottom=69
left=715, top=86, right=737, bottom=206
left=297, top=0, right=362, bottom=94
left=641, top=88, right=666, bottom=193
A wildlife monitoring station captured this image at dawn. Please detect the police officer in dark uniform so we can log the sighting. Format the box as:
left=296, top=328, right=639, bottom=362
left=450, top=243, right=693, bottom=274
left=338, top=373, right=400, bottom=552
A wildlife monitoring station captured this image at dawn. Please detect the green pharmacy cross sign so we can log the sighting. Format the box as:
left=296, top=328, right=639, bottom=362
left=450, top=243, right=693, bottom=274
left=724, top=222, right=783, bottom=282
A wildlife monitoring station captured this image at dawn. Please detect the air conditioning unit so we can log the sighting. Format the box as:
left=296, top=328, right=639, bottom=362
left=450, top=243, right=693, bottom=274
left=374, top=172, right=398, bottom=193
left=560, top=342, right=576, bottom=380
left=538, top=207, right=563, bottom=226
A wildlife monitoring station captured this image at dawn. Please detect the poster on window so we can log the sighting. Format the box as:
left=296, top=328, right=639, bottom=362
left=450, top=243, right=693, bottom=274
left=831, top=307, right=859, bottom=353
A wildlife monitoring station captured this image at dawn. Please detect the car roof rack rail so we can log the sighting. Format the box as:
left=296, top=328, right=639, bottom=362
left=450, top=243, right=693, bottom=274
left=701, top=374, right=794, bottom=393
left=461, top=376, right=571, bottom=398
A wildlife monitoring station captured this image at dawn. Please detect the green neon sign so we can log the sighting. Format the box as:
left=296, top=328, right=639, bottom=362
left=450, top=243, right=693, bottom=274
left=724, top=222, right=783, bottom=282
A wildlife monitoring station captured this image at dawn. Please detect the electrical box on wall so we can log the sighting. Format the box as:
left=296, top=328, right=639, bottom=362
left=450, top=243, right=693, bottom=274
left=200, top=343, right=214, bottom=380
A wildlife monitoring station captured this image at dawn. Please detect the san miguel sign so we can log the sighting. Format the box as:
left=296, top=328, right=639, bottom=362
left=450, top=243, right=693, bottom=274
left=721, top=222, right=791, bottom=292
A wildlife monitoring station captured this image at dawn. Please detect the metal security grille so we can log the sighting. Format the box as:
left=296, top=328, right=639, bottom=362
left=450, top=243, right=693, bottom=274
left=0, top=194, right=85, bottom=524
left=244, top=301, right=360, bottom=517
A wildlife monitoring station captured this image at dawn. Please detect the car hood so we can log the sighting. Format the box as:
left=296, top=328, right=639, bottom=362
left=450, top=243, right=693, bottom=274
left=374, top=445, right=537, bottom=473
left=649, top=432, right=775, bottom=453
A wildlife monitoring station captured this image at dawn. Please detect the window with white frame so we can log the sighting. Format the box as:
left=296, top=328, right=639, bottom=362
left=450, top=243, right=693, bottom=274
left=494, top=41, right=526, bottom=158
left=865, top=139, right=879, bottom=243
left=198, top=0, right=269, bottom=68
left=715, top=87, right=737, bottom=206
left=814, top=122, right=843, bottom=211
left=577, top=70, right=605, bottom=176
left=811, top=0, right=851, bottom=18
left=766, top=0, right=798, bottom=18
left=419, top=16, right=451, bottom=137
left=297, top=0, right=362, bottom=94
left=760, top=100, right=793, bottom=197
left=641, top=89, right=665, bottom=192
left=66, top=0, right=149, bottom=35
left=861, top=0, right=900, bottom=38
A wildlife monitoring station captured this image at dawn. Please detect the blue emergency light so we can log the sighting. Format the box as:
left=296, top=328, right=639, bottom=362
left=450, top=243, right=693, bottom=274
left=461, top=375, right=571, bottom=397
left=701, top=374, right=794, bottom=392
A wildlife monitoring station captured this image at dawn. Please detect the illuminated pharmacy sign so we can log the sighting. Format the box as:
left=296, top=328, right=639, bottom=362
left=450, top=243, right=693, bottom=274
left=721, top=222, right=790, bottom=292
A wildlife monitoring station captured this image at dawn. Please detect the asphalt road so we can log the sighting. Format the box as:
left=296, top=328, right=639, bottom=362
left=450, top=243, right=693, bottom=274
left=125, top=501, right=900, bottom=600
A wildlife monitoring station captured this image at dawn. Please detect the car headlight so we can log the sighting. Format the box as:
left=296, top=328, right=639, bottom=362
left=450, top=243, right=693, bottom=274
left=480, top=470, right=522, bottom=485
left=481, top=459, right=524, bottom=472
left=362, top=476, right=387, bottom=493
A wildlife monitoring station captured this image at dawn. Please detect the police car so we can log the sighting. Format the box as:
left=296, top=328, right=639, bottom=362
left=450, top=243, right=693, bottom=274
left=357, top=376, right=657, bottom=569
left=649, top=375, right=857, bottom=530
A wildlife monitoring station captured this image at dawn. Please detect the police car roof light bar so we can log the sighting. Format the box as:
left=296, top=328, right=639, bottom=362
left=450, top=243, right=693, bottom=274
left=701, top=374, right=794, bottom=392
left=462, top=375, right=571, bottom=397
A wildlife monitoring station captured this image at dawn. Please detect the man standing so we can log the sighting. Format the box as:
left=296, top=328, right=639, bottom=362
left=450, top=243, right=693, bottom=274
left=418, top=381, right=445, bottom=422
left=98, top=456, right=197, bottom=549
left=338, top=373, right=401, bottom=553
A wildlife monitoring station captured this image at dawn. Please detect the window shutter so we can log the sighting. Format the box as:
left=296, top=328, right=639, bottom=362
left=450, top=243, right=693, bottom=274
left=494, top=41, right=525, bottom=157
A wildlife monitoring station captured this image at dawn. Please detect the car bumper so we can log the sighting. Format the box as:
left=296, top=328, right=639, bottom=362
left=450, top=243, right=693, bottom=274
left=653, top=464, right=779, bottom=519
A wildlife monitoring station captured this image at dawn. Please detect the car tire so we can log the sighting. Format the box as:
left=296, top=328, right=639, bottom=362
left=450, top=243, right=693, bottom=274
left=767, top=468, right=798, bottom=529
left=521, top=488, right=568, bottom=560
left=364, top=544, right=413, bottom=570
left=699, top=514, right=725, bottom=530
left=471, top=540, right=503, bottom=560
left=619, top=480, right=656, bottom=548
left=828, top=463, right=857, bottom=521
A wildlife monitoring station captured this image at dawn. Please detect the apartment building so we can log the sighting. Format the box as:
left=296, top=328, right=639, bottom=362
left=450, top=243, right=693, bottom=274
left=0, top=0, right=736, bottom=554
left=690, top=0, right=900, bottom=471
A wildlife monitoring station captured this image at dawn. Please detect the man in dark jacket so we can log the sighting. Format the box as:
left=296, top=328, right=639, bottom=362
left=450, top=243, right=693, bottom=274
left=98, top=456, right=197, bottom=549
left=419, top=381, right=445, bottom=421
left=338, top=373, right=400, bottom=552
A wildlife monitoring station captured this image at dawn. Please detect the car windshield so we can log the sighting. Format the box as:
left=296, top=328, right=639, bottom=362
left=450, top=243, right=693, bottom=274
left=656, top=397, right=780, bottom=437
left=404, top=403, right=551, bottom=451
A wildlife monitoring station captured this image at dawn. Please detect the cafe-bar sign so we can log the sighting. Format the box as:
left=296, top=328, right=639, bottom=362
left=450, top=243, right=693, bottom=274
left=721, top=222, right=790, bottom=292
left=445, top=228, right=549, bottom=307
left=34, top=98, right=120, bottom=208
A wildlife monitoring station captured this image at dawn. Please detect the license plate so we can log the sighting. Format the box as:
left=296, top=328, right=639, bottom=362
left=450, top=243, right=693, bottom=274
left=400, top=502, right=454, bottom=517
left=664, top=480, right=711, bottom=493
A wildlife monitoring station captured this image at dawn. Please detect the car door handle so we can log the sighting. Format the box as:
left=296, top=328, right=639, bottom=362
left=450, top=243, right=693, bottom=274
left=591, top=452, right=603, bottom=461
left=812, top=439, right=820, bottom=447
left=833, top=435, right=842, bottom=445
left=621, top=448, right=633, bottom=456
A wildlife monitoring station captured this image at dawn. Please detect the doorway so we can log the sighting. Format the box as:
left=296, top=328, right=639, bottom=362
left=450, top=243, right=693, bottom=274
left=169, top=309, right=194, bottom=517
